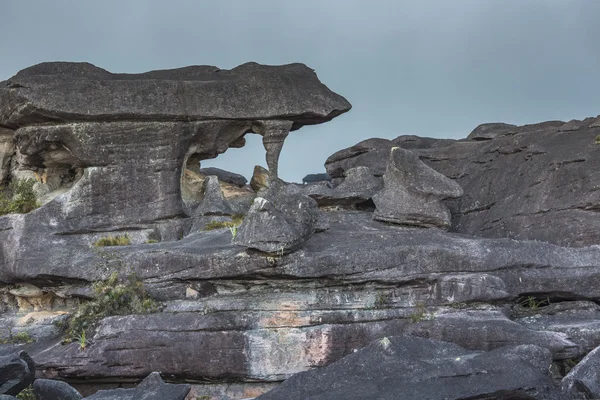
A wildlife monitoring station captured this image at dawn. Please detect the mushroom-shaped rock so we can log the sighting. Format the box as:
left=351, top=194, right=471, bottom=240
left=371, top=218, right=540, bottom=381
left=373, top=147, right=463, bottom=228
left=0, top=62, right=351, bottom=128
left=234, top=183, right=318, bottom=254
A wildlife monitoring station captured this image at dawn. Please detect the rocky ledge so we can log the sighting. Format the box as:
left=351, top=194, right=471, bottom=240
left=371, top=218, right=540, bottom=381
left=1, top=61, right=600, bottom=399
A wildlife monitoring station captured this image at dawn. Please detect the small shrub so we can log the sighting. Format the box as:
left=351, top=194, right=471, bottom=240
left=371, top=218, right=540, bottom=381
left=0, top=329, right=34, bottom=344
left=596, top=135, right=600, bottom=145
left=93, top=234, right=131, bottom=247
left=0, top=178, right=39, bottom=216
left=64, top=272, right=160, bottom=342
left=16, top=386, right=36, bottom=400
left=145, top=239, right=159, bottom=244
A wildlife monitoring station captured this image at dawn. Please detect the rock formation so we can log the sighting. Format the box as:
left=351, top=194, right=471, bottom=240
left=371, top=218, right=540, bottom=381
left=2, top=61, right=600, bottom=399
left=373, top=146, right=463, bottom=228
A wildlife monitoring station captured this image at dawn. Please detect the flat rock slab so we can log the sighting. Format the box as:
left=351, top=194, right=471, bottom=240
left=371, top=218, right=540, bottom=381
left=0, top=62, right=351, bottom=128
left=256, top=336, right=563, bottom=400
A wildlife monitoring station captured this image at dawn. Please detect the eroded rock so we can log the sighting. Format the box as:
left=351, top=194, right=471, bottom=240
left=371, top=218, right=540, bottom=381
left=0, top=351, right=35, bottom=396
left=199, top=167, right=247, bottom=187
left=256, top=336, right=562, bottom=400
left=373, top=147, right=463, bottom=228
left=0, top=62, right=351, bottom=128
left=233, top=183, right=318, bottom=254
left=33, top=379, right=83, bottom=400
left=85, top=372, right=190, bottom=400
left=561, top=344, right=600, bottom=399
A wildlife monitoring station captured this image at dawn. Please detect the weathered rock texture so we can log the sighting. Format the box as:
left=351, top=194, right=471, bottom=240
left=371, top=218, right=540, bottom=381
left=2, top=62, right=600, bottom=399
left=327, top=117, right=600, bottom=246
left=0, top=351, right=35, bottom=396
left=373, top=147, right=463, bottom=228
left=256, top=336, right=563, bottom=400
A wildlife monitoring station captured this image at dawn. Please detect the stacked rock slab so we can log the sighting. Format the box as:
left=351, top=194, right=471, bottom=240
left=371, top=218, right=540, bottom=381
left=373, top=147, right=463, bottom=228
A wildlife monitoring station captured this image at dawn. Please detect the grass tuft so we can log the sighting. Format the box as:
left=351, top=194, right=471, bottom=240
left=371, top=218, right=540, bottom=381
left=93, top=234, right=131, bottom=247
left=203, top=214, right=244, bottom=231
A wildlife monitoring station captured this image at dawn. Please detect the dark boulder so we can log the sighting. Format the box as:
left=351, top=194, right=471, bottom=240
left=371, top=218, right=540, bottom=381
left=196, top=175, right=233, bottom=216
left=33, top=379, right=83, bottom=400
left=0, top=62, right=351, bottom=128
left=561, top=345, right=600, bottom=399
left=373, top=147, right=463, bottom=228
left=256, top=336, right=563, bottom=400
left=250, top=165, right=270, bottom=192
left=0, top=351, right=35, bottom=396
left=302, top=173, right=331, bottom=184
left=84, top=372, right=190, bottom=400
left=233, top=183, right=318, bottom=254
left=199, top=167, right=247, bottom=187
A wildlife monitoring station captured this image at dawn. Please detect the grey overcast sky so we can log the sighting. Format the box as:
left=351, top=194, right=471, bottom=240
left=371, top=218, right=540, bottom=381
left=1, top=1, right=599, bottom=182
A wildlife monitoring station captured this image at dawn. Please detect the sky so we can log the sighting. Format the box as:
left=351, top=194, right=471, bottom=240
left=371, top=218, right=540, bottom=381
left=1, top=1, right=599, bottom=182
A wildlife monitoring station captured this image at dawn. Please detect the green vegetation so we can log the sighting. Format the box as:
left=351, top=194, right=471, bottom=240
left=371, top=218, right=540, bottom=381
left=145, top=239, right=159, bottom=244
left=596, top=135, right=600, bottom=145
left=517, top=295, right=550, bottom=310
left=64, top=272, right=160, bottom=343
left=16, top=386, right=36, bottom=400
left=0, top=329, right=34, bottom=344
left=228, top=225, right=239, bottom=240
left=203, top=214, right=244, bottom=231
left=0, top=178, right=39, bottom=216
left=93, top=234, right=131, bottom=247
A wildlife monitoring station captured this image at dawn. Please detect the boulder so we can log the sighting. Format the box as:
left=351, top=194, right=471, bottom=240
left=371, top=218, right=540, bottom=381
left=250, top=165, right=270, bottom=192
left=0, top=62, right=351, bottom=128
left=199, top=167, right=247, bottom=187
left=466, top=122, right=517, bottom=140
left=85, top=372, right=190, bottom=400
left=561, top=344, right=600, bottom=398
left=256, top=336, right=563, bottom=400
left=196, top=175, right=233, bottom=216
left=302, top=173, right=331, bottom=184
left=233, top=183, right=318, bottom=254
left=33, top=379, right=83, bottom=400
left=373, top=147, right=463, bottom=228
left=302, top=166, right=382, bottom=207
left=325, top=136, right=455, bottom=179
left=0, top=351, right=35, bottom=396
left=325, top=138, right=394, bottom=178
